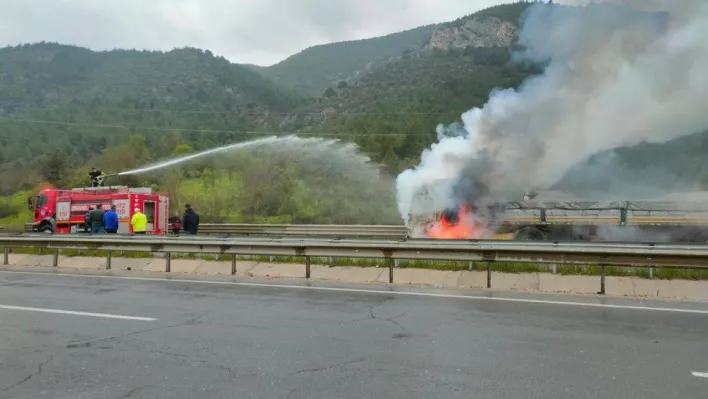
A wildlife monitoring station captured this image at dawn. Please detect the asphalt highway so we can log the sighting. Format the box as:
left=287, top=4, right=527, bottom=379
left=0, top=270, right=706, bottom=399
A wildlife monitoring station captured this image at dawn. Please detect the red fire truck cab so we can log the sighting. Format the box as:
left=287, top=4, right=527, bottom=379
left=29, top=186, right=169, bottom=234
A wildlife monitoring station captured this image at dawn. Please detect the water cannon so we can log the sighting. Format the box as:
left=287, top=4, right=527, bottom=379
left=93, top=172, right=119, bottom=187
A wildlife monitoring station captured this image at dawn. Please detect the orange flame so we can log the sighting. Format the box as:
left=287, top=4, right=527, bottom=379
left=426, top=207, right=477, bottom=239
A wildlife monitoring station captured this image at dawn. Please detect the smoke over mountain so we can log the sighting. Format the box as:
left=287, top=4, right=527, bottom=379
left=396, top=0, right=708, bottom=224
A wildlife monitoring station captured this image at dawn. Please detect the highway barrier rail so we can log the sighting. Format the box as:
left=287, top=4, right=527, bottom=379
left=196, top=224, right=408, bottom=238
left=2, top=235, right=708, bottom=294
left=22, top=223, right=409, bottom=239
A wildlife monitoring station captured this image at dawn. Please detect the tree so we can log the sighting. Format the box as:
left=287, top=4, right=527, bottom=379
left=42, top=151, right=66, bottom=185
left=323, top=87, right=337, bottom=98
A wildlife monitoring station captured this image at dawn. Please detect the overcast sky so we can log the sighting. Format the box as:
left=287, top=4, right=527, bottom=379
left=0, top=0, right=522, bottom=66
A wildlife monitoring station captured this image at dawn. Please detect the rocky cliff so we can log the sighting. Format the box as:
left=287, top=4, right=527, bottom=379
left=424, top=17, right=518, bottom=51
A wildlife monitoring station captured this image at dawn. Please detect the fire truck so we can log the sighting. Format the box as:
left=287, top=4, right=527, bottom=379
left=28, top=186, right=169, bottom=234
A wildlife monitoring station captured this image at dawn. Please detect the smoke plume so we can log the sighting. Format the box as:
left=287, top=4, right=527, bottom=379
left=396, top=0, right=708, bottom=223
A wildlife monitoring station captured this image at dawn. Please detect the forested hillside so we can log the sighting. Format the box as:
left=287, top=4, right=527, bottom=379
left=0, top=42, right=315, bottom=165
left=0, top=43, right=308, bottom=112
left=2, top=1, right=706, bottom=228
left=249, top=1, right=533, bottom=97
left=283, top=2, right=536, bottom=173
left=247, top=24, right=439, bottom=96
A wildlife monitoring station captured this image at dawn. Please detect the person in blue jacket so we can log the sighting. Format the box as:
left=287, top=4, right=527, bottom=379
left=103, top=205, right=120, bottom=234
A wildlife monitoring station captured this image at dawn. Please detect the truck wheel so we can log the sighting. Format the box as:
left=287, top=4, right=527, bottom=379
left=39, top=225, right=54, bottom=234
left=512, top=227, right=547, bottom=241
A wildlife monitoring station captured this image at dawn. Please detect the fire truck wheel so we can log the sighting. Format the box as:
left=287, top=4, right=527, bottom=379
left=39, top=225, right=53, bottom=234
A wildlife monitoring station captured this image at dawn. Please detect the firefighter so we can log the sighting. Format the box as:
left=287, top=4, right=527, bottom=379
left=88, top=168, right=106, bottom=187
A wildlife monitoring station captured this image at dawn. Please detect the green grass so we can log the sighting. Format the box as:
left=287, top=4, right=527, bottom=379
left=0, top=191, right=32, bottom=230
left=4, top=247, right=708, bottom=280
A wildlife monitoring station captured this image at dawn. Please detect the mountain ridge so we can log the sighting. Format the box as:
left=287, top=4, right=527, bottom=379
left=246, top=23, right=440, bottom=96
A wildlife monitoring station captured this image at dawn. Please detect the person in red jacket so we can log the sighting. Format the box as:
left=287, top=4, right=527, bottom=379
left=169, top=212, right=182, bottom=235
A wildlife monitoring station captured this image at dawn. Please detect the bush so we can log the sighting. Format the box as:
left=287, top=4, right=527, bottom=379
left=0, top=200, right=14, bottom=219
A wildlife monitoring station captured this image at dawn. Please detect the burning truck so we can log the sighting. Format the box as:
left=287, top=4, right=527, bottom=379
left=406, top=178, right=708, bottom=243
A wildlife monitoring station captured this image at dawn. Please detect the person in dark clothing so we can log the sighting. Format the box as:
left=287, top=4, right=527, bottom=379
left=84, top=207, right=93, bottom=233
left=181, top=204, right=200, bottom=235
left=90, top=204, right=105, bottom=234
left=103, top=205, right=119, bottom=234
left=88, top=168, right=106, bottom=187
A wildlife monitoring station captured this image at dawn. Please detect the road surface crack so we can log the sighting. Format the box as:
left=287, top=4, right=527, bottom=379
left=152, top=349, right=257, bottom=380
left=291, top=356, right=366, bottom=375
left=115, top=384, right=153, bottom=398
left=66, top=313, right=208, bottom=348
left=2, top=358, right=50, bottom=392
left=369, top=304, right=410, bottom=334
left=630, top=278, right=637, bottom=296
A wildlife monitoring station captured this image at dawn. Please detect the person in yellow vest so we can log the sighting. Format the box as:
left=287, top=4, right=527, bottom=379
left=131, top=207, right=147, bottom=235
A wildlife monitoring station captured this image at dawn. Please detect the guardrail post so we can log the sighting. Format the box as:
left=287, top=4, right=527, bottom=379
left=599, top=264, right=606, bottom=295
left=388, top=258, right=394, bottom=283
left=3, top=247, right=9, bottom=266
left=648, top=266, right=654, bottom=279
left=486, top=262, right=491, bottom=289
left=165, top=252, right=171, bottom=272
left=231, top=254, right=237, bottom=275
left=106, top=251, right=112, bottom=270
left=52, top=248, right=59, bottom=267
left=305, top=256, right=311, bottom=279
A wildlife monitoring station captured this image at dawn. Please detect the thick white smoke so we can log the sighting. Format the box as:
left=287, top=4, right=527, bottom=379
left=396, top=0, right=708, bottom=224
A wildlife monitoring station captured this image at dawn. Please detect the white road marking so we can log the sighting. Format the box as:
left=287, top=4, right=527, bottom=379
left=691, top=371, right=708, bottom=378
left=0, top=304, right=156, bottom=321
left=1, top=269, right=708, bottom=315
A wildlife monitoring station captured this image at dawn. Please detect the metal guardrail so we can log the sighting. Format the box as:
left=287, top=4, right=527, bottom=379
left=22, top=223, right=408, bottom=238
left=197, top=223, right=408, bottom=238
left=2, top=235, right=707, bottom=293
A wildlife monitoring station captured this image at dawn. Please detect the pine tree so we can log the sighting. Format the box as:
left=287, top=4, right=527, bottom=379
left=42, top=150, right=66, bottom=185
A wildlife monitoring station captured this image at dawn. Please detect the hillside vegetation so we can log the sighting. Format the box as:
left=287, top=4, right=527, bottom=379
left=283, top=2, right=536, bottom=173
left=2, top=1, right=707, bottom=228
left=0, top=43, right=308, bottom=112
left=248, top=24, right=439, bottom=96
